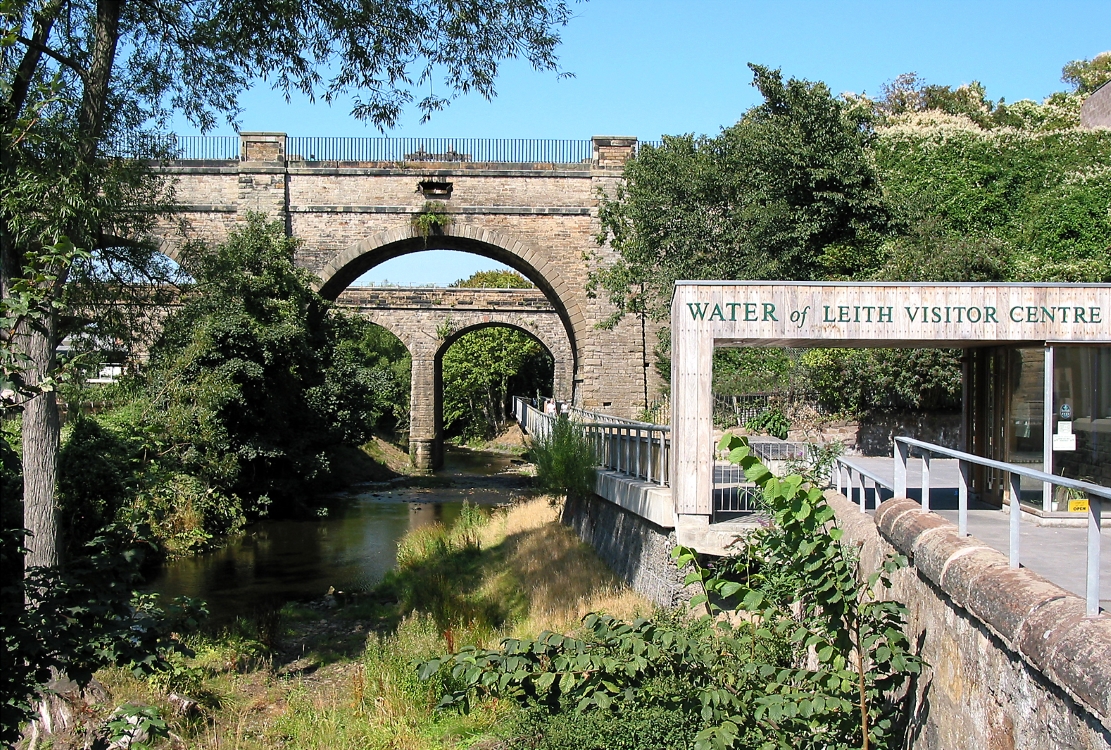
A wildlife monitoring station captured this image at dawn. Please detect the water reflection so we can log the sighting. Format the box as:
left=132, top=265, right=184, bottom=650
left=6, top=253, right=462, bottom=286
left=147, top=493, right=485, bottom=623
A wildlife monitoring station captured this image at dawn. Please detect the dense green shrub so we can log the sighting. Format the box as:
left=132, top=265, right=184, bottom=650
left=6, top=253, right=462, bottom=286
left=423, top=437, right=921, bottom=749
left=56, top=416, right=135, bottom=557
left=874, top=111, right=1111, bottom=283
left=800, top=348, right=962, bottom=416
left=530, top=416, right=597, bottom=499
left=0, top=525, right=204, bottom=744
left=144, top=215, right=385, bottom=518
left=744, top=408, right=790, bottom=440
left=506, top=679, right=704, bottom=749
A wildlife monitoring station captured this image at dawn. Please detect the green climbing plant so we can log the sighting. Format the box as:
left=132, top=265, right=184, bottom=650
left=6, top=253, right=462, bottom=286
left=673, top=432, right=923, bottom=750
left=412, top=201, right=453, bottom=238
left=417, top=434, right=922, bottom=750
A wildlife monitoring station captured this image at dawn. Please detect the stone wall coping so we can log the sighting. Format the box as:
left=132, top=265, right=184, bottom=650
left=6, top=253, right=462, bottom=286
left=828, top=492, right=1111, bottom=730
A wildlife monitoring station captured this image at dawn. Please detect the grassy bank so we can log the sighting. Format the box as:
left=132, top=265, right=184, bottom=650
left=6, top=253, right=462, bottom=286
left=96, top=498, right=648, bottom=749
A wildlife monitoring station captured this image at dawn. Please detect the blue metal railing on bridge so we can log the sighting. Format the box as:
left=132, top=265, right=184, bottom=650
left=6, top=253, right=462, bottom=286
left=107, top=135, right=598, bottom=164
left=287, top=137, right=593, bottom=163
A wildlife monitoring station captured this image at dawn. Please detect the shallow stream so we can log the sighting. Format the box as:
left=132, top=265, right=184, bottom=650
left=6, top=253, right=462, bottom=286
left=145, top=446, right=528, bottom=623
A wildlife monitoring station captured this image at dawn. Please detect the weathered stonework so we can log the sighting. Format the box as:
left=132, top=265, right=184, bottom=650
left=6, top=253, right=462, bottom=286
left=830, top=492, right=1111, bottom=749
left=561, top=491, right=688, bottom=608
left=153, top=132, right=662, bottom=466
left=337, top=287, right=572, bottom=468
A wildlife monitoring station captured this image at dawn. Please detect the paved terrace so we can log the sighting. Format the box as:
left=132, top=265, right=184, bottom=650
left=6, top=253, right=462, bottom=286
left=841, top=457, right=1109, bottom=612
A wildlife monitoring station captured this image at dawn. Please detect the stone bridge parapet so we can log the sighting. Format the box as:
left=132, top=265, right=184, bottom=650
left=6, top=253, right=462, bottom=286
left=337, top=286, right=553, bottom=311
left=831, top=493, right=1110, bottom=748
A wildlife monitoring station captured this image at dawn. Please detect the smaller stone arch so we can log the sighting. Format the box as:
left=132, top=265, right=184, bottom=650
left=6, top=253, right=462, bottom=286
left=430, top=320, right=564, bottom=468
left=338, top=289, right=572, bottom=470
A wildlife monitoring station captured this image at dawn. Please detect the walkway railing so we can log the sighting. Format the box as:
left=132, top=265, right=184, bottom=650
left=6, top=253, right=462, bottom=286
left=106, top=134, right=240, bottom=160
left=287, top=137, right=593, bottom=163
left=836, top=437, right=1107, bottom=617
left=107, top=135, right=598, bottom=163
left=512, top=397, right=671, bottom=486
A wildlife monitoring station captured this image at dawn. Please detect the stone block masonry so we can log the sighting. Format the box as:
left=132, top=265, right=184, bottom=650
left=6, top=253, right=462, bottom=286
left=151, top=133, right=666, bottom=468
left=830, top=492, right=1111, bottom=749
left=562, top=490, right=688, bottom=608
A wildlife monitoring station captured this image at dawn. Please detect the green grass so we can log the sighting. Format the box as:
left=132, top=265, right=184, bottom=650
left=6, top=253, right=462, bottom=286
left=89, top=498, right=647, bottom=749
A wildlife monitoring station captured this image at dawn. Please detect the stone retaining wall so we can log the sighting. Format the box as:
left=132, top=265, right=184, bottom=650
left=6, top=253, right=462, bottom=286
left=561, top=492, right=687, bottom=608
left=830, top=492, right=1111, bottom=749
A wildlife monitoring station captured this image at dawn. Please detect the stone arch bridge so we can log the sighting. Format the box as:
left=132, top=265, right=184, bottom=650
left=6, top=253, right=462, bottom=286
left=154, top=132, right=660, bottom=468
left=336, top=286, right=570, bottom=468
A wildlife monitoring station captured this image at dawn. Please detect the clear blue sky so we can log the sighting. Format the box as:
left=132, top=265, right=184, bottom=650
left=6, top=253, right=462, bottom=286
left=173, top=0, right=1110, bottom=285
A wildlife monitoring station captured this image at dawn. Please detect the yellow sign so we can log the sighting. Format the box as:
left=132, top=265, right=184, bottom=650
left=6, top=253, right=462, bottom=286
left=1068, top=498, right=1090, bottom=513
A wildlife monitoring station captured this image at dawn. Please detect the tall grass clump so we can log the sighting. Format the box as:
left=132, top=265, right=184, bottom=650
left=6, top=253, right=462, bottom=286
left=531, top=416, right=597, bottom=499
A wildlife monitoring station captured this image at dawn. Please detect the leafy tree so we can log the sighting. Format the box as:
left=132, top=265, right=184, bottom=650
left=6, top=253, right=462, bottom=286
left=2, top=0, right=576, bottom=569
left=442, top=326, right=551, bottom=440
left=145, top=215, right=384, bottom=515
left=330, top=317, right=411, bottom=432
left=592, top=64, right=890, bottom=325
left=1062, top=51, right=1111, bottom=96
left=450, top=269, right=532, bottom=288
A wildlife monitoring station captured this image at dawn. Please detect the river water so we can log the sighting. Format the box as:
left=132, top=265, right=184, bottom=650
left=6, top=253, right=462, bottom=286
left=145, top=447, right=528, bottom=623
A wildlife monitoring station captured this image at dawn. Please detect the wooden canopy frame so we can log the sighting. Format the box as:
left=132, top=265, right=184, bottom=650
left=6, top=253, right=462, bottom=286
left=669, top=282, right=1111, bottom=520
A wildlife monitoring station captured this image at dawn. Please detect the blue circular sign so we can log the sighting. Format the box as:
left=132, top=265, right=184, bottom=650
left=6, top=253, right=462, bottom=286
left=1059, top=403, right=1072, bottom=421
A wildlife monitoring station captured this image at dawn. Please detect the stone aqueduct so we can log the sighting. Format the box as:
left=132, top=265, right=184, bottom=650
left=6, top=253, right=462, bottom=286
left=154, top=132, right=658, bottom=468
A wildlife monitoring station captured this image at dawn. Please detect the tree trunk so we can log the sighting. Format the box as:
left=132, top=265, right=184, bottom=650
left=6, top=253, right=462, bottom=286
left=22, top=312, right=60, bottom=568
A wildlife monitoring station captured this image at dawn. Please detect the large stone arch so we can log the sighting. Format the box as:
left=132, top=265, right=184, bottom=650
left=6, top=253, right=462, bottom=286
left=315, top=223, right=586, bottom=390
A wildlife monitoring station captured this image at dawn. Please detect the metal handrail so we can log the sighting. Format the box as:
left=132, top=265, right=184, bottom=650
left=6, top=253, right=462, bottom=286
left=854, top=436, right=1107, bottom=617
left=893, top=436, right=1111, bottom=500
left=513, top=397, right=671, bottom=487
left=835, top=456, right=895, bottom=514
left=286, top=137, right=593, bottom=163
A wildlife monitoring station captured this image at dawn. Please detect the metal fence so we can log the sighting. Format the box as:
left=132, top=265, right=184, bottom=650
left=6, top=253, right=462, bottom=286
left=711, top=461, right=764, bottom=518
left=105, top=134, right=240, bottom=160
left=513, top=397, right=671, bottom=486
left=287, top=137, right=593, bottom=163
left=712, top=390, right=824, bottom=427
left=748, top=439, right=811, bottom=462
left=836, top=436, right=1107, bottom=617
left=513, top=396, right=771, bottom=520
